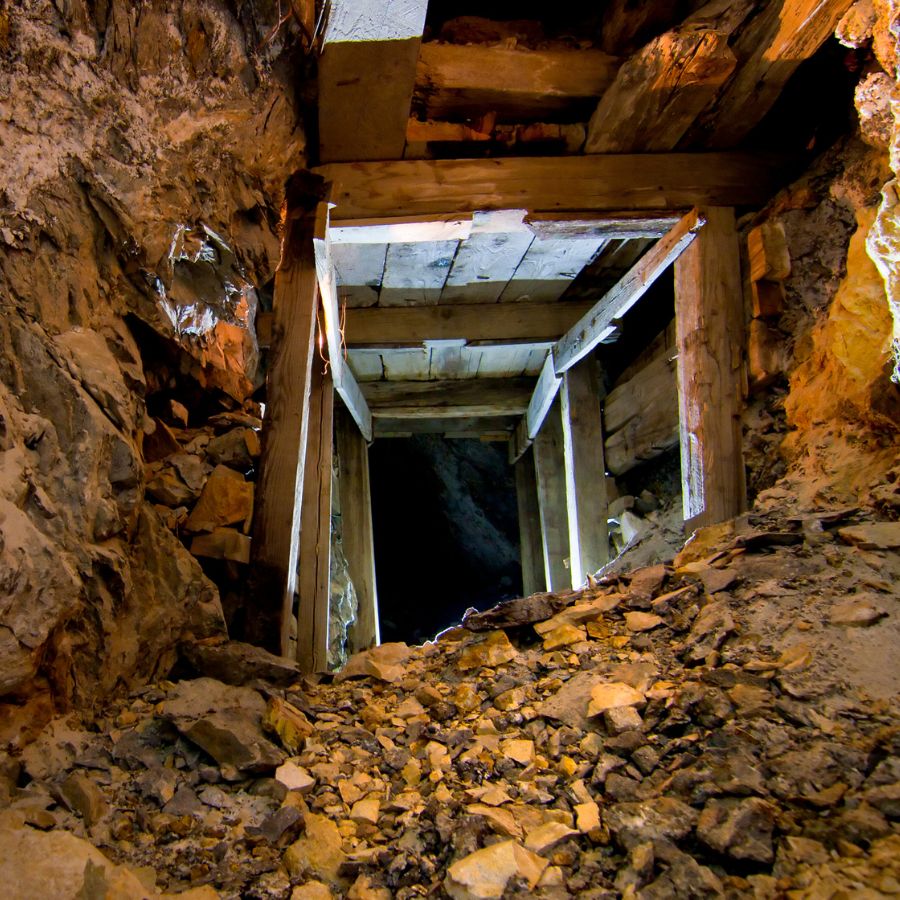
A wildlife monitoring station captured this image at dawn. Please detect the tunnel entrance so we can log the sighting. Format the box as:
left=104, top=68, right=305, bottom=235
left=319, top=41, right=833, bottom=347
left=368, top=436, right=523, bottom=644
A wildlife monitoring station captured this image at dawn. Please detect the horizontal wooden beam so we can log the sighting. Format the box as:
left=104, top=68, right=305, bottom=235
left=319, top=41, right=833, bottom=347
left=553, top=208, right=705, bottom=374
left=330, top=215, right=473, bottom=244
left=361, top=378, right=534, bottom=418
left=374, top=415, right=515, bottom=438
left=524, top=211, right=683, bottom=240
left=312, top=205, right=374, bottom=442
left=314, top=153, right=783, bottom=221
left=343, top=300, right=594, bottom=347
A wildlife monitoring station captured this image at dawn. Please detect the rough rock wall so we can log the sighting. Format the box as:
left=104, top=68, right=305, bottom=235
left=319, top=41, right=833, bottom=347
left=0, top=0, right=306, bottom=739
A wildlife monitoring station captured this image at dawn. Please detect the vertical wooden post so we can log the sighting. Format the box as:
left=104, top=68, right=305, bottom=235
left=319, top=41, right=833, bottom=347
left=247, top=174, right=325, bottom=654
left=560, top=356, right=609, bottom=586
left=336, top=407, right=381, bottom=652
left=514, top=448, right=545, bottom=596
left=296, top=352, right=334, bottom=674
left=674, top=206, right=747, bottom=530
left=533, top=397, right=571, bottom=592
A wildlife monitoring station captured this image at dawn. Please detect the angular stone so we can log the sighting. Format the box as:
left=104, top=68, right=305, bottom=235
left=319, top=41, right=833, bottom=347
left=541, top=624, right=587, bottom=650
left=603, top=705, right=643, bottom=735
left=523, top=821, right=578, bottom=853
left=58, top=772, right=108, bottom=827
left=350, top=796, right=380, bottom=825
left=587, top=683, right=645, bottom=717
left=183, top=640, right=300, bottom=687
left=624, top=612, right=664, bottom=632
left=190, top=528, right=251, bottom=564
left=575, top=801, right=601, bottom=833
left=537, top=671, right=609, bottom=730
left=465, top=804, right=522, bottom=839
left=445, top=840, right=548, bottom=899
left=500, top=739, right=534, bottom=765
left=829, top=596, right=888, bottom=627
left=697, top=797, right=776, bottom=863
left=838, top=522, right=900, bottom=549
left=457, top=631, right=518, bottom=671
left=206, top=427, right=260, bottom=469
left=605, top=798, right=699, bottom=850
left=275, top=761, right=316, bottom=794
left=263, top=698, right=316, bottom=755
left=184, top=464, right=254, bottom=533
left=534, top=595, right=622, bottom=635
left=291, top=884, right=334, bottom=900
left=284, top=812, right=347, bottom=887
left=336, top=642, right=412, bottom=683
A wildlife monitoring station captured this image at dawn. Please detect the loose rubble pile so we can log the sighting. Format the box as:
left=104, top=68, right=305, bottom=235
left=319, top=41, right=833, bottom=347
left=1, top=504, right=899, bottom=899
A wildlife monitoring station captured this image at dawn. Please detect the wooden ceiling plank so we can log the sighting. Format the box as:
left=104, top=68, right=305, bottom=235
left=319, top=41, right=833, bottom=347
left=318, top=0, right=428, bottom=162
left=379, top=239, right=459, bottom=306
left=361, top=377, right=535, bottom=418
left=346, top=350, right=385, bottom=382
left=499, top=236, right=608, bottom=303
left=441, top=230, right=535, bottom=304
left=314, top=153, right=782, bottom=220
left=331, top=242, right=387, bottom=308
left=554, top=208, right=705, bottom=375
left=585, top=29, right=736, bottom=154
left=416, top=42, right=620, bottom=121
left=373, top=415, right=515, bottom=437
left=344, top=299, right=594, bottom=346
left=330, top=217, right=473, bottom=244
left=380, top=348, right=433, bottom=380
left=524, top=211, right=682, bottom=240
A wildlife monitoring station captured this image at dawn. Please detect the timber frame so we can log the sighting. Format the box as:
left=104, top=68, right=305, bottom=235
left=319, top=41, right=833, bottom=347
left=247, top=0, right=846, bottom=664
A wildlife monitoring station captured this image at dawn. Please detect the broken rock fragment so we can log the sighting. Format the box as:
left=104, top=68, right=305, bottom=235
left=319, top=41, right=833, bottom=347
left=457, top=630, right=518, bottom=670
left=697, top=797, right=776, bottom=863
left=444, top=840, right=548, bottom=899
left=587, top=682, right=645, bottom=717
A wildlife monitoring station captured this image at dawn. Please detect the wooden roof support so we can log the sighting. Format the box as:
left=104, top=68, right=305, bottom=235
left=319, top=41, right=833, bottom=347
left=362, top=378, right=535, bottom=419
left=343, top=300, right=594, bottom=347
left=675, top=207, right=747, bottom=529
left=314, top=153, right=782, bottom=220
left=336, top=408, right=380, bottom=654
left=296, top=355, right=334, bottom=674
left=246, top=175, right=323, bottom=654
left=533, top=398, right=571, bottom=593
left=317, top=0, right=428, bottom=162
left=515, top=449, right=546, bottom=597
left=312, top=205, right=373, bottom=441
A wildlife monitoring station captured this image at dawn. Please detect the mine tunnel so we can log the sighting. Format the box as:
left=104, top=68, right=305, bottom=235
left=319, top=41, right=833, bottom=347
left=2, top=1, right=900, bottom=897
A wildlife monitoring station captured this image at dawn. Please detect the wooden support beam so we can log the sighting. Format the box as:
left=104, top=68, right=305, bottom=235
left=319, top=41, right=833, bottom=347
left=336, top=408, right=380, bottom=654
left=344, top=300, right=594, bottom=347
left=533, top=398, right=571, bottom=592
left=373, top=415, right=515, bottom=438
left=314, top=153, right=783, bottom=221
left=296, top=356, right=334, bottom=673
left=330, top=215, right=473, bottom=244
left=525, top=352, right=563, bottom=441
left=247, top=174, right=323, bottom=654
left=585, top=29, right=736, bottom=153
left=318, top=0, right=428, bottom=162
left=523, top=211, right=682, bottom=240
left=361, top=378, right=534, bottom=418
left=553, top=208, right=705, bottom=374
left=312, top=205, right=374, bottom=441
left=674, top=207, right=747, bottom=529
left=560, top=357, right=609, bottom=586
left=515, top=449, right=546, bottom=597
left=416, top=42, right=620, bottom=121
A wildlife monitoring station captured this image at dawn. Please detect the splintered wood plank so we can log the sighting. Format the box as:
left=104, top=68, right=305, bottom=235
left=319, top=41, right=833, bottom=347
left=296, top=357, right=333, bottom=673
left=441, top=210, right=534, bottom=304
left=554, top=208, right=705, bottom=375
left=336, top=408, right=380, bottom=653
left=346, top=350, right=385, bottom=382
left=315, top=154, right=783, bottom=220
left=687, top=0, right=855, bottom=148
left=416, top=43, right=619, bottom=122
left=561, top=357, right=609, bottom=587
left=247, top=176, right=322, bottom=655
left=373, top=416, right=516, bottom=437
left=380, top=348, right=432, bottom=380
left=533, top=398, right=571, bottom=592
left=675, top=207, right=746, bottom=528
left=585, top=29, right=736, bottom=153
left=332, top=243, right=387, bottom=308
left=330, top=216, right=472, bottom=244
left=318, top=0, right=428, bottom=162
left=344, top=300, right=593, bottom=346
left=379, top=240, right=458, bottom=306
left=515, top=449, right=546, bottom=596
left=362, top=378, right=535, bottom=418
left=500, top=236, right=607, bottom=302
left=524, top=211, right=682, bottom=240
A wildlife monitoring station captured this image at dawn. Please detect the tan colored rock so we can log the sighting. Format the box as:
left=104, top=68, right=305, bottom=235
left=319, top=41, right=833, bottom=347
left=350, top=796, right=380, bottom=825
left=624, top=612, right=664, bottom=632
left=59, top=771, right=108, bottom=827
left=534, top=595, right=622, bottom=635
left=500, top=738, right=535, bottom=765
left=829, top=596, right=888, bottom=626
left=445, top=840, right=548, bottom=899
left=336, top=642, right=412, bottom=683
left=190, top=527, right=251, bottom=563
left=284, top=813, right=347, bottom=887
left=575, top=801, right=601, bottom=833
left=587, top=682, right=645, bottom=717
left=524, top=821, right=578, bottom=853
left=465, top=803, right=522, bottom=838
left=839, top=522, right=900, bottom=549
left=185, top=464, right=254, bottom=533
left=290, top=882, right=334, bottom=900
left=264, top=697, right=316, bottom=754
left=275, top=761, right=315, bottom=794
left=347, top=874, right=391, bottom=900
left=458, top=630, right=518, bottom=670
left=541, top=624, right=587, bottom=649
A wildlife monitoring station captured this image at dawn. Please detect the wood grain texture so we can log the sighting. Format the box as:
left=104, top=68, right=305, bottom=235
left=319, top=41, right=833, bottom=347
left=585, top=29, right=736, bottom=153
left=515, top=449, right=546, bottom=596
left=315, top=153, right=783, bottom=220
left=674, top=207, right=747, bottom=528
left=533, top=398, right=571, bottom=592
left=247, top=177, right=323, bottom=654
left=499, top=236, right=607, bottom=303
left=560, top=357, right=609, bottom=586
left=336, top=408, right=380, bottom=653
left=296, top=358, right=334, bottom=673
left=379, top=240, right=458, bottom=306
left=362, top=377, right=535, bottom=417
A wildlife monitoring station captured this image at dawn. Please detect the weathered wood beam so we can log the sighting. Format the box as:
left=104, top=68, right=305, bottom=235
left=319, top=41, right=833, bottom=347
left=524, top=211, right=682, bottom=240
left=554, top=208, right=706, bottom=374
left=585, top=29, right=736, bottom=153
left=525, top=353, right=563, bottom=441
left=675, top=207, right=747, bottom=529
left=533, top=398, right=571, bottom=592
left=686, top=0, right=855, bottom=148
left=515, top=449, right=546, bottom=596
left=311, top=205, right=374, bottom=441
left=416, top=42, right=620, bottom=121
left=344, top=300, right=594, bottom=347
left=314, top=153, right=783, bottom=220
left=373, top=416, right=515, bottom=437
left=247, top=174, right=323, bottom=654
left=604, top=346, right=680, bottom=476
left=361, top=378, right=534, bottom=418
left=296, top=356, right=334, bottom=673
left=318, top=0, right=428, bottom=162
left=330, top=215, right=473, bottom=244
left=560, top=357, right=609, bottom=586
left=336, top=408, right=380, bottom=654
